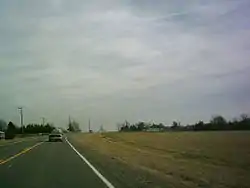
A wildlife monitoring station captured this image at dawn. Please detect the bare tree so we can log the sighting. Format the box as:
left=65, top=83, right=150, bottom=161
left=0, top=119, right=7, bottom=132
left=240, top=114, right=249, bottom=121
left=210, top=115, right=227, bottom=125
left=117, top=123, right=123, bottom=131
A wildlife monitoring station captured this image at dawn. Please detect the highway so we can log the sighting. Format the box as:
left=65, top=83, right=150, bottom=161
left=0, top=137, right=112, bottom=188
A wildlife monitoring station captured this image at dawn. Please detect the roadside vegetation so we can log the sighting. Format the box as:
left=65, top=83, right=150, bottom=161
left=70, top=131, right=250, bottom=188
left=118, top=114, right=250, bottom=132
left=0, top=119, right=55, bottom=139
left=67, top=120, right=81, bottom=132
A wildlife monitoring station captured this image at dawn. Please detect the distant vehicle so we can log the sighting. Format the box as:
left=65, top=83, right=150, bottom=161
left=48, top=132, right=63, bottom=142
left=52, top=128, right=63, bottom=134
left=0, top=131, right=5, bottom=139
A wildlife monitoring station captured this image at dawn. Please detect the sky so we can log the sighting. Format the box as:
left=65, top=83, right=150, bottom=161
left=0, top=0, right=250, bottom=131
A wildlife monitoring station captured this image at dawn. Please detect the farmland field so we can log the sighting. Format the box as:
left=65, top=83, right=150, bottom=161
left=69, top=131, right=250, bottom=188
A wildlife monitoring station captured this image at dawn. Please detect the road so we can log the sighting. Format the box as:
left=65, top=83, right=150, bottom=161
left=0, top=137, right=112, bottom=188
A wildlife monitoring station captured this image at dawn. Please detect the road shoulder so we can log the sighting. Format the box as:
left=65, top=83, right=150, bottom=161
left=67, top=134, right=168, bottom=188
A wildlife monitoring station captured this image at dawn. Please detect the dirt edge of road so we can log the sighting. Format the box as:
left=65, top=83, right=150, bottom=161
left=68, top=134, right=169, bottom=188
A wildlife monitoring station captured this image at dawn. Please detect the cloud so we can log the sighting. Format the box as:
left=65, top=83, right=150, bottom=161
left=0, top=0, right=250, bottom=130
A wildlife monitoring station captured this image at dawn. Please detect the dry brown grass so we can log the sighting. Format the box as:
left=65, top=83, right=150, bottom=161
left=0, top=137, right=28, bottom=146
left=71, top=131, right=250, bottom=188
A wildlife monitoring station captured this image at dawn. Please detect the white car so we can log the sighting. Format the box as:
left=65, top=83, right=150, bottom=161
left=48, top=133, right=63, bottom=142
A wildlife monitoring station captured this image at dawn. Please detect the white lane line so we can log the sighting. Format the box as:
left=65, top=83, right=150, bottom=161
left=65, top=138, right=115, bottom=188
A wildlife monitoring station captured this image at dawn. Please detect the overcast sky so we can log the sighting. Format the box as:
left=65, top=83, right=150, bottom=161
left=0, top=0, right=250, bottom=131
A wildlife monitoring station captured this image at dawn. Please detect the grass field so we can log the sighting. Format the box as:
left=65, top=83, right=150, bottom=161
left=70, top=131, right=250, bottom=188
left=0, top=135, right=44, bottom=147
left=0, top=137, right=27, bottom=146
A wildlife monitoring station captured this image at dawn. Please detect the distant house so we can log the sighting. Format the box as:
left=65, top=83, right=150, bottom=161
left=145, top=127, right=164, bottom=132
left=0, top=131, right=5, bottom=139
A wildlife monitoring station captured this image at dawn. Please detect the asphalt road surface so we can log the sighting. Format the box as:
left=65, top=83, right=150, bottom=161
left=0, top=137, right=112, bottom=188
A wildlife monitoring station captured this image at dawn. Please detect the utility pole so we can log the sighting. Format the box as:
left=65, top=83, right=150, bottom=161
left=18, top=107, right=24, bottom=133
left=68, top=115, right=71, bottom=131
left=99, top=124, right=104, bottom=133
left=41, top=117, right=46, bottom=126
left=69, top=116, right=71, bottom=125
left=88, top=118, right=91, bottom=133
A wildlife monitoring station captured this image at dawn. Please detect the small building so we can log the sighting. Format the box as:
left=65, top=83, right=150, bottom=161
left=145, top=127, right=165, bottom=132
left=0, top=131, right=5, bottom=139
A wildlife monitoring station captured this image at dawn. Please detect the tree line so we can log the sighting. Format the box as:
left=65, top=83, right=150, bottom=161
left=18, top=123, right=55, bottom=134
left=67, top=120, right=81, bottom=132
left=0, top=120, right=55, bottom=139
left=118, top=114, right=250, bottom=132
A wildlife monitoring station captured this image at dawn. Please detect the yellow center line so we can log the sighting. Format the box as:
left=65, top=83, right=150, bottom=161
left=0, top=142, right=44, bottom=165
